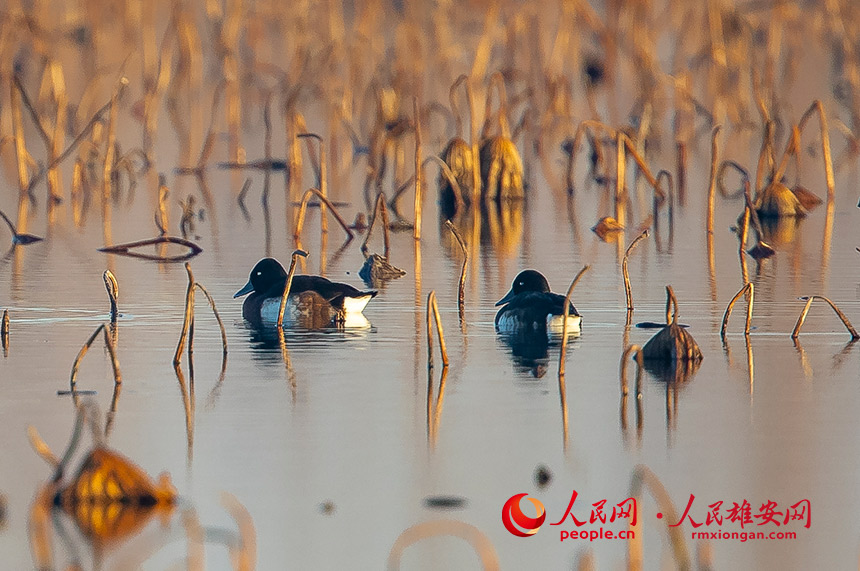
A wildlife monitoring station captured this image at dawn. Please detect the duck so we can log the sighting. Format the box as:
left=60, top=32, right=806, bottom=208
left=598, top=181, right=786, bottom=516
left=495, top=270, right=581, bottom=336
left=234, top=258, right=377, bottom=327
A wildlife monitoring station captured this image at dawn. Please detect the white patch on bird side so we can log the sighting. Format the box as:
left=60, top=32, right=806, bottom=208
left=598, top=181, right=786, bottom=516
left=547, top=314, right=582, bottom=336
left=260, top=297, right=299, bottom=325
left=342, top=294, right=373, bottom=314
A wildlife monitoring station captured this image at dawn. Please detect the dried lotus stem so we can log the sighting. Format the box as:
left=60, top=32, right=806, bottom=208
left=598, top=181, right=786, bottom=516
left=413, top=96, right=422, bottom=241
left=791, top=296, right=859, bottom=340
left=277, top=250, right=309, bottom=328
left=629, top=465, right=692, bottom=570
left=70, top=323, right=122, bottom=389
left=707, top=126, right=721, bottom=235
left=193, top=283, right=227, bottom=357
left=293, top=188, right=355, bottom=242
left=173, top=264, right=196, bottom=366
left=558, top=265, right=591, bottom=377
left=103, top=270, right=119, bottom=322
left=445, top=220, right=467, bottom=321
left=426, top=291, right=448, bottom=369
left=361, top=192, right=391, bottom=258
left=720, top=282, right=754, bottom=337
left=221, top=492, right=257, bottom=571
left=1, top=309, right=8, bottom=352
left=623, top=230, right=649, bottom=311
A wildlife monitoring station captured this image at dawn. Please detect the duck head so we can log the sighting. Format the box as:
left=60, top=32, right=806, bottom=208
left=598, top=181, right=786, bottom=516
left=495, top=269, right=551, bottom=306
left=234, top=258, right=286, bottom=298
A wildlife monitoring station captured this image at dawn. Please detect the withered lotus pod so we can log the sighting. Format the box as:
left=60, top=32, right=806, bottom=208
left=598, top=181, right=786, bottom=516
left=359, top=253, right=406, bottom=286
left=754, top=181, right=806, bottom=219
left=479, top=136, right=524, bottom=200
left=791, top=185, right=823, bottom=212
left=641, top=286, right=703, bottom=362
left=440, top=138, right=474, bottom=207
left=592, top=216, right=624, bottom=240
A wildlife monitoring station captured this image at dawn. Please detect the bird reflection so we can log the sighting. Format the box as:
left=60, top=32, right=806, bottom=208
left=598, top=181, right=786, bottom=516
left=496, top=333, right=580, bottom=378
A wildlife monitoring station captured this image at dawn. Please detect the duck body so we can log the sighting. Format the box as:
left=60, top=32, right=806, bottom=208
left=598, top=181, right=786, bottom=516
left=494, top=270, right=581, bottom=337
left=235, top=258, right=376, bottom=327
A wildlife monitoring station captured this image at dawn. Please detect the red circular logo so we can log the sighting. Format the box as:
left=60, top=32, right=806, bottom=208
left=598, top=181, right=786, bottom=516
left=502, top=493, right=546, bottom=537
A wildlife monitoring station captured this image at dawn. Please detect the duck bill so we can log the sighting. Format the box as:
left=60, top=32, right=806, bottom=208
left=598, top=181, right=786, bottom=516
left=495, top=289, right=515, bottom=306
left=233, top=280, right=254, bottom=298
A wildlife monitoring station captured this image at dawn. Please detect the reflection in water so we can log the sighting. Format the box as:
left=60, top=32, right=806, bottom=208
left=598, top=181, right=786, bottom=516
left=439, top=199, right=524, bottom=259
left=496, top=333, right=580, bottom=379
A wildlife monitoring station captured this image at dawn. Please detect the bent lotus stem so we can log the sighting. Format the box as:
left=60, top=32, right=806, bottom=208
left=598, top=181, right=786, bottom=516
left=173, top=263, right=196, bottom=366
left=293, top=187, right=354, bottom=242
left=98, top=236, right=203, bottom=262
left=277, top=250, right=309, bottom=328
left=298, top=133, right=328, bottom=234
left=426, top=291, right=448, bottom=369
left=706, top=125, right=722, bottom=235
left=70, top=323, right=122, bottom=390
left=791, top=295, right=859, bottom=340
left=628, top=465, right=691, bottom=570
left=623, top=230, right=649, bottom=311
left=558, top=265, right=591, bottom=377
left=361, top=192, right=391, bottom=259
left=103, top=270, right=119, bottom=322
left=620, top=344, right=643, bottom=399
left=720, top=282, right=754, bottom=337
left=194, top=283, right=228, bottom=357
left=445, top=220, right=468, bottom=321
left=386, top=519, right=499, bottom=571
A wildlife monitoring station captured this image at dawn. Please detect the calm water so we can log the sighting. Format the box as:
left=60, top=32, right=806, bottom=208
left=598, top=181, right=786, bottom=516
left=2, top=24, right=860, bottom=571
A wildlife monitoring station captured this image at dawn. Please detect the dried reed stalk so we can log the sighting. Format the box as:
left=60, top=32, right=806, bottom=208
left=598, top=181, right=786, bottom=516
left=413, top=96, right=422, bottom=240
left=558, top=265, right=591, bottom=377
left=706, top=125, right=722, bottom=235
left=70, top=323, right=122, bottom=390
left=720, top=282, right=754, bottom=337
left=293, top=188, right=354, bottom=241
left=426, top=291, right=448, bottom=369
left=103, top=270, right=119, bottom=322
left=623, top=230, right=649, bottom=311
left=361, top=192, right=391, bottom=258
left=387, top=520, right=499, bottom=571
left=173, top=264, right=196, bottom=366
left=444, top=220, right=467, bottom=320
left=277, top=250, right=308, bottom=328
left=791, top=296, right=860, bottom=340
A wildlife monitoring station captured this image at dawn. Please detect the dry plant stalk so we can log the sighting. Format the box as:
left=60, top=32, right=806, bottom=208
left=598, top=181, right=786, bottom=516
left=70, top=324, right=122, bottom=390
left=1, top=309, right=8, bottom=350
left=361, top=192, right=392, bottom=258
left=277, top=250, right=309, bottom=328
left=103, top=78, right=128, bottom=204
left=444, top=220, right=467, bottom=320
left=98, top=236, right=203, bottom=262
left=173, top=263, right=196, bottom=366
left=628, top=465, right=692, bottom=571
left=103, top=270, right=119, bottom=322
left=292, top=188, right=354, bottom=242
left=558, top=265, right=591, bottom=377
left=413, top=96, right=422, bottom=240
left=194, top=283, right=228, bottom=356
left=426, top=291, right=449, bottom=369
left=720, top=282, right=754, bottom=337
left=772, top=100, right=835, bottom=203
left=386, top=519, right=499, bottom=571
left=791, top=296, right=860, bottom=340
left=706, top=125, right=722, bottom=235
left=623, top=230, right=649, bottom=311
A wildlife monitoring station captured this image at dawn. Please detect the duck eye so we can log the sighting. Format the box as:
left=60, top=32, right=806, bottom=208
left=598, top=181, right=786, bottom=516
left=256, top=271, right=262, bottom=276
